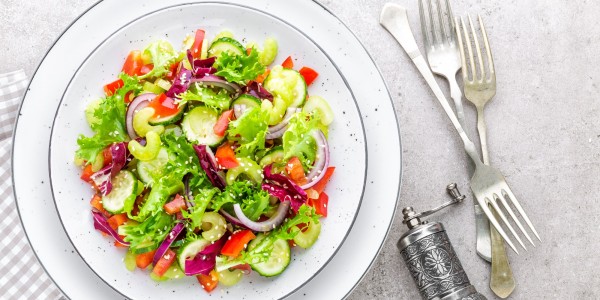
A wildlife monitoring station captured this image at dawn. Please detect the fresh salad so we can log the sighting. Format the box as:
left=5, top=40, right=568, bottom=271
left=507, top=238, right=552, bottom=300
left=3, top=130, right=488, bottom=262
left=74, top=28, right=336, bottom=292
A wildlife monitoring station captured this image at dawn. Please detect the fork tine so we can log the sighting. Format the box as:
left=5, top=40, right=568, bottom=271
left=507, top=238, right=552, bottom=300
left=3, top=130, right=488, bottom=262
left=498, top=193, right=536, bottom=247
left=479, top=197, right=519, bottom=254
left=455, top=18, right=468, bottom=81
left=427, top=0, right=441, bottom=45
left=460, top=17, right=476, bottom=81
left=503, top=187, right=542, bottom=242
left=478, top=15, right=495, bottom=78
left=419, top=0, right=432, bottom=50
left=489, top=195, right=527, bottom=250
left=445, top=0, right=456, bottom=42
left=467, top=15, right=485, bottom=81
left=435, top=0, right=448, bottom=43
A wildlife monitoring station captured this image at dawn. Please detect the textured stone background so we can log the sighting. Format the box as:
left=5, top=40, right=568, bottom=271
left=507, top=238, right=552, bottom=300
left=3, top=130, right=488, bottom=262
left=2, top=0, right=599, bottom=299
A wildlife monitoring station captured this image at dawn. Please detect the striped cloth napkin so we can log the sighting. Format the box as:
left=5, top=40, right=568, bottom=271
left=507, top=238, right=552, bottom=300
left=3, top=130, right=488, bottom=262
left=0, top=70, right=64, bottom=300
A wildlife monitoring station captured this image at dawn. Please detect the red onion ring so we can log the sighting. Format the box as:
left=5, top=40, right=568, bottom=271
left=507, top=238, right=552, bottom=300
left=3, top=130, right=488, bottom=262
left=190, top=75, right=241, bottom=94
left=232, top=201, right=290, bottom=232
left=219, top=209, right=249, bottom=229
left=300, top=130, right=330, bottom=189
left=268, top=108, right=301, bottom=133
left=152, top=222, right=185, bottom=265
left=126, top=93, right=156, bottom=139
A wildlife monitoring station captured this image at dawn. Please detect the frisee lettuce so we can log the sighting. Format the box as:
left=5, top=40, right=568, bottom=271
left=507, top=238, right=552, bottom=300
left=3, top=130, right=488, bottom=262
left=177, top=83, right=231, bottom=111
left=119, top=210, right=175, bottom=254
left=210, top=181, right=272, bottom=221
left=214, top=48, right=265, bottom=84
left=139, top=40, right=182, bottom=79
left=227, top=107, right=269, bottom=158
left=282, top=112, right=320, bottom=170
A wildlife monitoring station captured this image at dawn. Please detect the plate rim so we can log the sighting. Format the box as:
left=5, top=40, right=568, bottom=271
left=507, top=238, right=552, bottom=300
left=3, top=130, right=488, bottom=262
left=47, top=1, right=368, bottom=299
left=11, top=0, right=403, bottom=299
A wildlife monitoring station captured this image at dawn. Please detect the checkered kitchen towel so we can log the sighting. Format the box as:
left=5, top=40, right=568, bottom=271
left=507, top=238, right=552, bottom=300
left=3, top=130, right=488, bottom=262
left=0, top=70, right=63, bottom=299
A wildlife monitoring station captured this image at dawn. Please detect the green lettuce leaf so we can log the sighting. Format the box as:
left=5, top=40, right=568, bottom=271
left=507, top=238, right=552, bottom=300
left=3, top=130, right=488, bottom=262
left=119, top=210, right=175, bottom=253
left=139, top=40, right=181, bottom=79
left=227, top=107, right=269, bottom=158
left=182, top=187, right=220, bottom=230
left=282, top=112, right=320, bottom=170
left=214, top=48, right=265, bottom=84
left=76, top=73, right=142, bottom=163
left=211, top=181, right=271, bottom=221
left=177, top=83, right=231, bottom=111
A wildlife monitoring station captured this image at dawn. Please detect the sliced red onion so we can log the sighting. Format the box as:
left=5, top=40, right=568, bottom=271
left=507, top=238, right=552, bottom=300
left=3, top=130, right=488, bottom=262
left=187, top=50, right=216, bottom=78
left=184, top=234, right=227, bottom=276
left=183, top=174, right=194, bottom=207
left=219, top=209, right=249, bottom=229
left=265, top=108, right=301, bottom=139
left=153, top=222, right=185, bottom=265
left=193, top=144, right=226, bottom=190
left=126, top=93, right=156, bottom=139
left=233, top=104, right=250, bottom=119
left=190, top=75, right=241, bottom=94
left=301, top=130, right=330, bottom=189
left=233, top=201, right=290, bottom=232
left=92, top=210, right=129, bottom=246
left=90, top=142, right=128, bottom=195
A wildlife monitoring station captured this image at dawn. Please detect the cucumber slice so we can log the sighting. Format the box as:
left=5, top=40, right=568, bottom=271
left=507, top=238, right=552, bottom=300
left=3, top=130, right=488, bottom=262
left=218, top=269, right=243, bottom=286
left=102, top=170, right=138, bottom=214
left=181, top=106, right=224, bottom=146
left=263, top=67, right=307, bottom=108
left=259, top=146, right=284, bottom=167
left=232, top=94, right=261, bottom=109
left=177, top=238, right=211, bottom=271
left=248, top=235, right=291, bottom=277
left=208, top=37, right=245, bottom=57
left=137, top=148, right=170, bottom=186
left=293, top=221, right=321, bottom=249
left=303, top=96, right=334, bottom=126
left=148, top=103, right=186, bottom=126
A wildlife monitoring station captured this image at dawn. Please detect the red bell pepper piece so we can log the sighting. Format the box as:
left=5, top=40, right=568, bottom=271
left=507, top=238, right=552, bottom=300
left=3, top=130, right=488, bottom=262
left=148, top=93, right=180, bottom=118
left=136, top=250, right=157, bottom=269
left=90, top=194, right=111, bottom=218
left=191, top=29, right=206, bottom=59
left=221, top=230, right=256, bottom=257
left=80, top=164, right=94, bottom=182
left=152, top=249, right=176, bottom=277
left=122, top=50, right=144, bottom=76
left=281, top=56, right=294, bottom=69
left=308, top=192, right=329, bottom=217
left=215, top=142, right=239, bottom=169
left=197, top=270, right=219, bottom=293
left=140, top=64, right=154, bottom=76
left=163, top=194, right=187, bottom=215
left=107, top=213, right=128, bottom=231
left=213, top=109, right=234, bottom=137
left=311, top=166, right=335, bottom=194
left=285, top=157, right=307, bottom=185
left=103, top=79, right=124, bottom=96
left=299, top=67, right=319, bottom=86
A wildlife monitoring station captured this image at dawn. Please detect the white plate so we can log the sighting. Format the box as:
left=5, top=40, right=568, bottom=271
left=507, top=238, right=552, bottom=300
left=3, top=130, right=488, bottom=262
left=13, top=1, right=401, bottom=299
left=49, top=3, right=366, bottom=299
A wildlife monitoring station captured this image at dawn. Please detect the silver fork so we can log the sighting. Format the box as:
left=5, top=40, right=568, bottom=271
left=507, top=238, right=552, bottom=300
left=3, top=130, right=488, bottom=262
left=379, top=4, right=541, bottom=254
left=418, top=0, right=492, bottom=263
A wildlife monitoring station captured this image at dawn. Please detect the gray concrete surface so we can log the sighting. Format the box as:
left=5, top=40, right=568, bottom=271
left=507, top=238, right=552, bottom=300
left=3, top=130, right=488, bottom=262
left=2, top=0, right=599, bottom=299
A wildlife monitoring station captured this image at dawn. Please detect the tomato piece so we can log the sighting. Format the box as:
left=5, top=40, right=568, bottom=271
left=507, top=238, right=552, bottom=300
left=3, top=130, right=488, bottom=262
left=148, top=93, right=180, bottom=117
left=255, top=69, right=270, bottom=84
left=191, top=29, right=206, bottom=59
left=197, top=270, right=219, bottom=293
left=107, top=213, right=128, bottom=231
left=102, top=147, right=113, bottom=166
left=215, top=142, right=239, bottom=169
left=152, top=249, right=176, bottom=277
left=80, top=164, right=94, bottom=182
left=90, top=194, right=111, bottom=218
left=140, top=64, right=154, bottom=76
left=299, top=67, right=319, bottom=86
left=122, top=50, right=144, bottom=76
left=131, top=193, right=145, bottom=217
left=213, top=109, right=234, bottom=137
left=221, top=230, right=256, bottom=257
left=286, top=157, right=307, bottom=185
left=136, top=250, right=157, bottom=269
left=311, top=166, right=335, bottom=194
left=103, top=79, right=124, bottom=96
left=166, top=62, right=180, bottom=80
left=308, top=192, right=328, bottom=217
left=281, top=56, right=294, bottom=69
left=163, top=194, right=187, bottom=215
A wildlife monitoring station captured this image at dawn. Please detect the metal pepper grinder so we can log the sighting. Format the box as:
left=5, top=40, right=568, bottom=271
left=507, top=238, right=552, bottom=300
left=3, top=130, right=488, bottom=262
left=398, top=183, right=487, bottom=300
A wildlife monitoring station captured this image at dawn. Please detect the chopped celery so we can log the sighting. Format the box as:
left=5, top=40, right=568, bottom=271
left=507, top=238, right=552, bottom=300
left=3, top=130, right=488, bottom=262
left=133, top=107, right=165, bottom=137
left=226, top=157, right=263, bottom=185
left=200, top=211, right=227, bottom=242
left=128, top=131, right=162, bottom=161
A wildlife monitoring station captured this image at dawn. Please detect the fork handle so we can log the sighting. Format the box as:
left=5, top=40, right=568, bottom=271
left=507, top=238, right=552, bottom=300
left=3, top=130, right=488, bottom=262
left=449, top=78, right=466, bottom=128
left=476, top=106, right=490, bottom=165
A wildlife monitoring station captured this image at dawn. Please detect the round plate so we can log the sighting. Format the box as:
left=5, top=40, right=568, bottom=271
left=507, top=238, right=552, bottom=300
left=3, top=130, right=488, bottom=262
left=49, top=2, right=366, bottom=299
left=13, top=1, right=401, bottom=299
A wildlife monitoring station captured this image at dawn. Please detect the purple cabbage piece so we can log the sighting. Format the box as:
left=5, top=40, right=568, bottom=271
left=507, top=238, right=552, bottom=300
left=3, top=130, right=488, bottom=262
left=243, top=81, right=273, bottom=101
left=90, top=142, right=128, bottom=196
left=184, top=234, right=227, bottom=276
left=92, top=210, right=129, bottom=246
left=187, top=50, right=217, bottom=78
left=153, top=222, right=185, bottom=265
left=193, top=144, right=226, bottom=191
left=165, top=68, right=193, bottom=99
left=261, top=164, right=307, bottom=212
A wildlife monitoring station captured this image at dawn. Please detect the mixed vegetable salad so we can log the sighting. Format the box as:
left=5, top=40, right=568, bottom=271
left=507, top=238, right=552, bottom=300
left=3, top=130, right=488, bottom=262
left=75, top=28, right=335, bottom=292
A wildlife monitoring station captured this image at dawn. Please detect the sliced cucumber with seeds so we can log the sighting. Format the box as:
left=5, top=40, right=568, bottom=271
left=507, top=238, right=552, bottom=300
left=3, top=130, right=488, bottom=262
left=208, top=37, right=245, bottom=57
left=232, top=94, right=261, bottom=109
left=263, top=66, right=307, bottom=108
left=181, top=106, right=225, bottom=146
left=303, top=96, right=334, bottom=126
left=177, top=238, right=211, bottom=271
left=137, top=148, right=171, bottom=186
left=259, top=146, right=284, bottom=167
left=102, top=170, right=138, bottom=214
left=248, top=235, right=291, bottom=277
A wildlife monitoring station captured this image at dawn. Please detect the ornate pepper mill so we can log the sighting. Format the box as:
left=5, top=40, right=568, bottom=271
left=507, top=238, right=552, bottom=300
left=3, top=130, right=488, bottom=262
left=397, top=183, right=487, bottom=300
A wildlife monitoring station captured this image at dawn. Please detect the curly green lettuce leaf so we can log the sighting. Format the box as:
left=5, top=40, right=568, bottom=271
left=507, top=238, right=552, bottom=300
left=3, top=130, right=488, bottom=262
left=76, top=73, right=142, bottom=163
left=211, top=181, right=271, bottom=221
left=282, top=112, right=320, bottom=170
left=119, top=210, right=175, bottom=253
left=140, top=40, right=182, bottom=79
left=182, top=187, right=220, bottom=230
left=227, top=107, right=269, bottom=158
left=214, top=48, right=265, bottom=84
left=177, top=83, right=231, bottom=111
